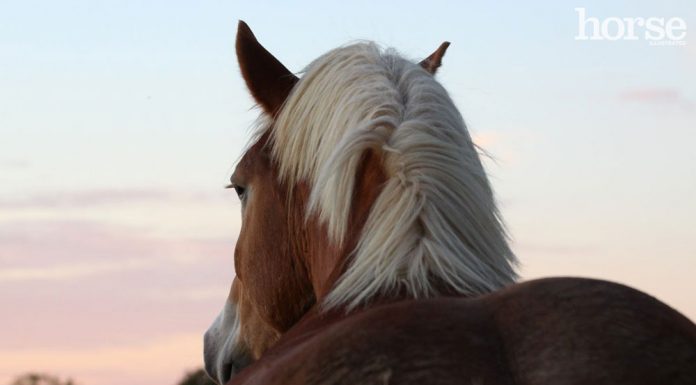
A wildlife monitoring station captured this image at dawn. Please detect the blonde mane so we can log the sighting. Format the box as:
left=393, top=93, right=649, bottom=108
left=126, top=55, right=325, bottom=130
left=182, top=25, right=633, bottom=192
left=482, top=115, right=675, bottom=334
left=261, top=43, right=517, bottom=309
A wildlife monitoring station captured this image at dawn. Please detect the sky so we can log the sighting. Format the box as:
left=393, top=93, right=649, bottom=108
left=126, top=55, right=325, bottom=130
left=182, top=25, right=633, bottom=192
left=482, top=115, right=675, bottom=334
left=1, top=1, right=695, bottom=384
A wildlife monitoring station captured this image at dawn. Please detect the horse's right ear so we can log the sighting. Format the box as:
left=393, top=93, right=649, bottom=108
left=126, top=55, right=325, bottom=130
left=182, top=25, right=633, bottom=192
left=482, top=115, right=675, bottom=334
left=236, top=21, right=298, bottom=115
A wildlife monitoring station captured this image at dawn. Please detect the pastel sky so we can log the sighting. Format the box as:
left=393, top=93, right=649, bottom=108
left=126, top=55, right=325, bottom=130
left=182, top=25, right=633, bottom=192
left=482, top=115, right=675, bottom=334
left=1, top=1, right=695, bottom=385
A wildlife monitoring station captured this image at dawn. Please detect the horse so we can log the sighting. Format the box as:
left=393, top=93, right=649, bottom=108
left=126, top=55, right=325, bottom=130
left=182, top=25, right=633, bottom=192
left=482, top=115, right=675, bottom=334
left=204, top=21, right=696, bottom=385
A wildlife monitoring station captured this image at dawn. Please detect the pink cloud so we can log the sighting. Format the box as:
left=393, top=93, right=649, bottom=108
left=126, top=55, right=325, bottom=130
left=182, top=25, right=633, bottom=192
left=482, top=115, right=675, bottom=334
left=0, top=258, right=151, bottom=282
left=472, top=132, right=503, bottom=148
left=514, top=241, right=598, bottom=256
left=0, top=189, right=228, bottom=210
left=620, top=88, right=680, bottom=102
left=0, top=219, right=235, bottom=277
left=0, top=220, right=234, bottom=353
left=0, top=159, right=30, bottom=169
left=618, top=87, right=694, bottom=111
left=0, top=332, right=204, bottom=385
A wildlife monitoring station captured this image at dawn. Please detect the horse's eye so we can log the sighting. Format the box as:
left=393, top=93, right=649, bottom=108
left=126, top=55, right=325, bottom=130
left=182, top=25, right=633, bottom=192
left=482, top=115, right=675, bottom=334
left=234, top=185, right=246, bottom=199
left=226, top=183, right=247, bottom=201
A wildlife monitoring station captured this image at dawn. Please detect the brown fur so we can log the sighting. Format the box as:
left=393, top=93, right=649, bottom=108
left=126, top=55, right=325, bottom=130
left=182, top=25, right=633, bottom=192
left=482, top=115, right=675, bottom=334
left=231, top=134, right=315, bottom=333
left=229, top=278, right=696, bottom=385
left=233, top=279, right=280, bottom=359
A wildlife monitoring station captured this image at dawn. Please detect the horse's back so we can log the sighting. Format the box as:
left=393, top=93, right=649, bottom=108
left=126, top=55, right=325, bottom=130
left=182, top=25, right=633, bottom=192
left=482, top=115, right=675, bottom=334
left=233, top=277, right=696, bottom=385
left=493, top=277, right=696, bottom=385
left=246, top=296, right=514, bottom=385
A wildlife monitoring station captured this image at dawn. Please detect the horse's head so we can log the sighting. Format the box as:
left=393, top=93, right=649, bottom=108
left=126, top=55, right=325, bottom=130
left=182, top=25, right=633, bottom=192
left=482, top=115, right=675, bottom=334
left=204, top=21, right=518, bottom=384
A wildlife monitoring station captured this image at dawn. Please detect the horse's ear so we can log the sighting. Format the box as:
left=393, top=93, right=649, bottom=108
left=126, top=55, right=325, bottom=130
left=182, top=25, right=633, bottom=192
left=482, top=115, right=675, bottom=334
left=419, top=42, right=450, bottom=74
left=236, top=21, right=298, bottom=115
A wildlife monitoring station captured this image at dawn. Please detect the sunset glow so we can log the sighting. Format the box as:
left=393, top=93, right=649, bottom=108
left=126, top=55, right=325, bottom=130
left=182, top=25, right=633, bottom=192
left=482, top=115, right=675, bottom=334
left=1, top=1, right=694, bottom=384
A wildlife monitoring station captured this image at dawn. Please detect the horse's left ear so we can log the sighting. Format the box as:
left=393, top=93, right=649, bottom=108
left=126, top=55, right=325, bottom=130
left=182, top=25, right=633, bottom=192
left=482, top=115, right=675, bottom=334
left=419, top=42, right=450, bottom=74
left=236, top=21, right=299, bottom=115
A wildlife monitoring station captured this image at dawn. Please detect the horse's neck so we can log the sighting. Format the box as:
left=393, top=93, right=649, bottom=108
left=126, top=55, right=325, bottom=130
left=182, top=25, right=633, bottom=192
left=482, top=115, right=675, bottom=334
left=301, top=148, right=388, bottom=303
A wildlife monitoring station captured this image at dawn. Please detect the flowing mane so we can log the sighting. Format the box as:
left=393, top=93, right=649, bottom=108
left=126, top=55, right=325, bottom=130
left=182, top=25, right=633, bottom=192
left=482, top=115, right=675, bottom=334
left=256, top=42, right=517, bottom=309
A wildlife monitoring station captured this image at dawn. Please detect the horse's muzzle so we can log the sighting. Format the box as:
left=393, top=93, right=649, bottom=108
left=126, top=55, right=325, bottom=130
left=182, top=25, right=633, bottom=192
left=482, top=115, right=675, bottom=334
left=204, top=299, right=252, bottom=384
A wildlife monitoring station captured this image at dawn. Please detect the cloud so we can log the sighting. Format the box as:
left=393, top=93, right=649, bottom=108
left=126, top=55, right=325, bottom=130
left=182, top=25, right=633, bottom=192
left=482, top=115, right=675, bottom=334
left=0, top=220, right=234, bottom=281
left=0, top=189, right=227, bottom=210
left=514, top=241, right=598, bottom=256
left=0, top=159, right=30, bottom=169
left=618, top=87, right=694, bottom=111
left=145, top=285, right=229, bottom=302
left=0, top=219, right=234, bottom=362
left=619, top=88, right=680, bottom=102
left=0, top=258, right=152, bottom=282
left=472, top=132, right=502, bottom=148
left=471, top=130, right=526, bottom=166
left=0, top=333, right=203, bottom=385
